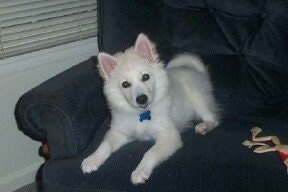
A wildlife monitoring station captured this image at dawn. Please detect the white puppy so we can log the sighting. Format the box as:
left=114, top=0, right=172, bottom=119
left=81, top=33, right=220, bottom=185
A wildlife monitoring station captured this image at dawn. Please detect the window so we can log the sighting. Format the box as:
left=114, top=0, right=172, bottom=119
left=0, top=0, right=97, bottom=60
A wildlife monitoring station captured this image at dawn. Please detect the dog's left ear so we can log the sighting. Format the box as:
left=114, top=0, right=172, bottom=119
left=97, top=52, right=117, bottom=80
left=135, top=33, right=157, bottom=62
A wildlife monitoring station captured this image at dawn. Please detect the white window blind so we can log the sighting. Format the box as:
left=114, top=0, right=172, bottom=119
left=0, top=0, right=98, bottom=60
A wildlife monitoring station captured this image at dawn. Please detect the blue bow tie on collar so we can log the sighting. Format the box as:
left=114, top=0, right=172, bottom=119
left=139, top=110, right=151, bottom=122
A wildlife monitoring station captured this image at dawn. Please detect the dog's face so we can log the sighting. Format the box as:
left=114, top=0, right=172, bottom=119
left=97, top=34, right=168, bottom=112
left=117, top=64, right=154, bottom=110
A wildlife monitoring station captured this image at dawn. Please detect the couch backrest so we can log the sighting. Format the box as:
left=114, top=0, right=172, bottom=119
left=98, top=0, right=288, bottom=119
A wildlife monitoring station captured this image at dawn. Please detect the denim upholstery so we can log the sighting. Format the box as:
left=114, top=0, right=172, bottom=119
left=18, top=59, right=108, bottom=159
left=17, top=0, right=288, bottom=191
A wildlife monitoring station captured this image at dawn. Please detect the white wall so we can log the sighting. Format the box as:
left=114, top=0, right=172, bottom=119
left=0, top=37, right=98, bottom=192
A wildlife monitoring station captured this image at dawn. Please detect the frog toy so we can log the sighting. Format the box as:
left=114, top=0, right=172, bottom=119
left=243, top=127, right=288, bottom=174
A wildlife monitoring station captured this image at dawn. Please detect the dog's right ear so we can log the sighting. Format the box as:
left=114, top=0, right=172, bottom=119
left=135, top=33, right=157, bottom=62
left=97, top=52, right=117, bottom=80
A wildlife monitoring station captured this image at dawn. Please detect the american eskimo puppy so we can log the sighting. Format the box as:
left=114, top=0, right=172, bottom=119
left=81, top=33, right=219, bottom=185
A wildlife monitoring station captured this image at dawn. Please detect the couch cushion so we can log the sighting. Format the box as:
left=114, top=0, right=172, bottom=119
left=43, top=116, right=288, bottom=192
left=98, top=0, right=288, bottom=118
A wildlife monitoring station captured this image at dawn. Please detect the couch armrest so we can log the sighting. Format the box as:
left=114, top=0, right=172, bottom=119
left=17, top=58, right=109, bottom=159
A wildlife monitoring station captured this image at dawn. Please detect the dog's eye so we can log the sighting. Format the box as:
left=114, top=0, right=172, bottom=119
left=122, top=81, right=131, bottom=88
left=142, top=74, right=150, bottom=82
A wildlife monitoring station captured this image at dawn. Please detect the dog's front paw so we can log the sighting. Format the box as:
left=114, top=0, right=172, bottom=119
left=131, top=168, right=150, bottom=185
left=81, top=154, right=105, bottom=174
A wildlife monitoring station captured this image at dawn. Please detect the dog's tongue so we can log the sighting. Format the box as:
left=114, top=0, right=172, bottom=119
left=139, top=103, right=148, bottom=109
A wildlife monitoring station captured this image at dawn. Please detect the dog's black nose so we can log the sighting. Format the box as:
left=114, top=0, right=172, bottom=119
left=136, top=94, right=148, bottom=105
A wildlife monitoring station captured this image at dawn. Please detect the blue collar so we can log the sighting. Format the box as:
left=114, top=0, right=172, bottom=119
left=139, top=110, right=151, bottom=122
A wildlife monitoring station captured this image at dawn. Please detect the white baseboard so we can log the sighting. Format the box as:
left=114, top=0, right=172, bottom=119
left=0, top=161, right=44, bottom=192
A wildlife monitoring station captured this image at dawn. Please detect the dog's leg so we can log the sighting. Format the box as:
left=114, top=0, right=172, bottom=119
left=182, top=81, right=219, bottom=135
left=131, top=131, right=182, bottom=185
left=81, top=130, right=129, bottom=173
left=192, top=96, right=219, bottom=135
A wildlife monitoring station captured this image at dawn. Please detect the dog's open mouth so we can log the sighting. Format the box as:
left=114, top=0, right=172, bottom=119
left=138, top=103, right=149, bottom=109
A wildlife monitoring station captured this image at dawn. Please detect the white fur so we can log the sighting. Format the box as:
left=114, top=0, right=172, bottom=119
left=81, top=33, right=219, bottom=185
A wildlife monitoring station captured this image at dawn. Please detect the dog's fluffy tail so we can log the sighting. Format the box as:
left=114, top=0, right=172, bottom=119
left=166, top=54, right=207, bottom=74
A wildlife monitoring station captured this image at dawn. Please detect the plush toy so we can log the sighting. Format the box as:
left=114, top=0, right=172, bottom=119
left=243, top=127, right=288, bottom=174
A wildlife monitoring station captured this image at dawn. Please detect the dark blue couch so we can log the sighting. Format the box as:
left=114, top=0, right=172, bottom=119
left=17, top=0, right=288, bottom=191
